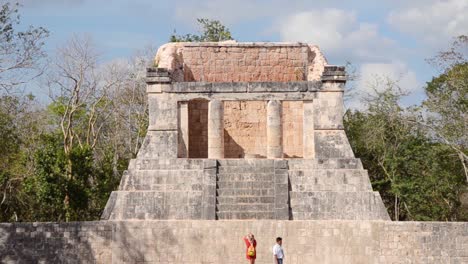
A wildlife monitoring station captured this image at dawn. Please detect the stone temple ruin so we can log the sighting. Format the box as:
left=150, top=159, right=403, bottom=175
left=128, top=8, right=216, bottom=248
left=1, top=42, right=466, bottom=264
left=101, top=42, right=390, bottom=221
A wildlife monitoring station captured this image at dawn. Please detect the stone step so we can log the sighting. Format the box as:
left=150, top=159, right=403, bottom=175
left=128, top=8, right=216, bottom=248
left=119, top=170, right=205, bottom=191
left=289, top=191, right=390, bottom=220
left=217, top=173, right=275, bottom=182
left=290, top=184, right=367, bottom=192
left=217, top=196, right=275, bottom=204
left=288, top=169, right=372, bottom=191
left=216, top=188, right=275, bottom=196
left=217, top=181, right=275, bottom=189
left=216, top=211, right=275, bottom=220
left=217, top=203, right=275, bottom=212
left=135, top=159, right=206, bottom=170
left=218, top=166, right=274, bottom=173
left=217, top=159, right=276, bottom=167
left=288, top=159, right=363, bottom=170
left=101, top=190, right=204, bottom=220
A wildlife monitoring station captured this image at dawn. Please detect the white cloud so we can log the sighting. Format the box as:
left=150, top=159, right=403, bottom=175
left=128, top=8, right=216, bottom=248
left=388, top=0, right=468, bottom=47
left=346, top=62, right=420, bottom=109
left=279, top=9, right=399, bottom=63
left=279, top=9, right=355, bottom=51
left=359, top=62, right=419, bottom=93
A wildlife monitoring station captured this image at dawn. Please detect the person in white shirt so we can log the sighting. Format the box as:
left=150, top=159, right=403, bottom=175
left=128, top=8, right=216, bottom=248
left=272, top=237, right=284, bottom=264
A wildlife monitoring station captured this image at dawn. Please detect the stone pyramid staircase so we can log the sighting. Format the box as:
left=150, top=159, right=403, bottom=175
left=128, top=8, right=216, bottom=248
left=215, top=160, right=289, bottom=220
left=101, top=159, right=216, bottom=220
left=288, top=159, right=390, bottom=220
left=102, top=157, right=389, bottom=221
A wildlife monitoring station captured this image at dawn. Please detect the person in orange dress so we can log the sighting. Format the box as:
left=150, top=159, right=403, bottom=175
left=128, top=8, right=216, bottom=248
left=243, top=233, right=257, bottom=264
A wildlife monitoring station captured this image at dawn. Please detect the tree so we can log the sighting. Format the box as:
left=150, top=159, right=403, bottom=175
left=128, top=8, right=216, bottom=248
left=46, top=35, right=117, bottom=221
left=170, top=18, right=233, bottom=42
left=0, top=2, right=48, bottom=94
left=344, top=78, right=467, bottom=221
left=0, top=94, right=47, bottom=222
left=34, top=37, right=152, bottom=222
left=424, top=35, right=468, bottom=182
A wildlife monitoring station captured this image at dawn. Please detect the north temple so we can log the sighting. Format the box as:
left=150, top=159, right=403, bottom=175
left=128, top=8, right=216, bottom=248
left=1, top=42, right=466, bottom=264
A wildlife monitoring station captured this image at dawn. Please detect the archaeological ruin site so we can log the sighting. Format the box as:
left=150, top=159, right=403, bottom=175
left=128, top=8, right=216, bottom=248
left=1, top=42, right=467, bottom=263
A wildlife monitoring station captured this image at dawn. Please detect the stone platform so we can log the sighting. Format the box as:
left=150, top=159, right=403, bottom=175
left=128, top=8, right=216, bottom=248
left=2, top=42, right=466, bottom=263
left=102, top=158, right=389, bottom=221
left=1, top=220, right=467, bottom=263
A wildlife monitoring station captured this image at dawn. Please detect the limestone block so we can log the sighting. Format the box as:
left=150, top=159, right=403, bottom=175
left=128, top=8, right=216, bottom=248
left=287, top=158, right=363, bottom=170
left=314, top=91, right=344, bottom=130
left=303, top=100, right=315, bottom=158
left=148, top=93, right=177, bottom=131
left=211, top=82, right=248, bottom=93
left=103, top=190, right=203, bottom=220
left=134, top=158, right=205, bottom=170
left=288, top=169, right=373, bottom=192
left=290, top=191, right=390, bottom=220
left=137, top=131, right=178, bottom=159
left=314, top=130, right=355, bottom=158
left=248, top=82, right=308, bottom=93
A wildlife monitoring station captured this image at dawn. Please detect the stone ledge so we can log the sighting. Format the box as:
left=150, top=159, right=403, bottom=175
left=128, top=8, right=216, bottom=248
left=163, top=81, right=322, bottom=93
left=321, top=75, right=347, bottom=82
left=183, top=42, right=310, bottom=48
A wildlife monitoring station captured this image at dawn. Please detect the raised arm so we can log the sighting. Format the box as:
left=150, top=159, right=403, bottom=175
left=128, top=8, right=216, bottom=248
left=243, top=236, right=250, bottom=246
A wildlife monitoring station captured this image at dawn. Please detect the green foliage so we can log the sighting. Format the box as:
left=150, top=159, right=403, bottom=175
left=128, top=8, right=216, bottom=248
left=23, top=134, right=68, bottom=221
left=20, top=133, right=123, bottom=222
left=22, top=134, right=92, bottom=221
left=344, top=86, right=467, bottom=221
left=170, top=18, right=233, bottom=42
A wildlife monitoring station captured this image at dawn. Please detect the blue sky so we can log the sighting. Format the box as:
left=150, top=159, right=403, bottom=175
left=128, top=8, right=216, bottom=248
left=18, top=0, right=468, bottom=107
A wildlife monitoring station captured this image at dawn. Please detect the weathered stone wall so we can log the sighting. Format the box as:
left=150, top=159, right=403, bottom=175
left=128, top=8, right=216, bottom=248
left=188, top=100, right=208, bottom=158
left=182, top=45, right=308, bottom=82
left=154, top=42, right=328, bottom=83
left=224, top=101, right=267, bottom=158
left=282, top=101, right=303, bottom=158
left=2, top=220, right=467, bottom=264
left=0, top=221, right=113, bottom=264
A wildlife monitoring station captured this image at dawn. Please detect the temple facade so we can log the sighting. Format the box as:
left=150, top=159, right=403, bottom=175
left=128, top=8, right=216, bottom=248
left=101, top=42, right=389, bottom=221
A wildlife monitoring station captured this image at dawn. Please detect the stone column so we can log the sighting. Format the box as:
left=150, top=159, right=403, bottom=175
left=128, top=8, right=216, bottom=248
left=177, top=101, right=189, bottom=158
left=303, top=100, right=315, bottom=158
left=208, top=100, right=224, bottom=159
left=267, top=100, right=283, bottom=158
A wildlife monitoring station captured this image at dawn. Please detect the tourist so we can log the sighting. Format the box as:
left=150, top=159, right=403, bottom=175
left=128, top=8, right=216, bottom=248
left=273, top=237, right=284, bottom=264
left=243, top=233, right=257, bottom=264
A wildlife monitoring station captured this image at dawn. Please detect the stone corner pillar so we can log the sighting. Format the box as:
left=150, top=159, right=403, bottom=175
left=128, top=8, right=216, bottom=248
left=146, top=67, right=172, bottom=93
left=320, top=65, right=347, bottom=87
left=267, top=100, right=283, bottom=159
left=208, top=100, right=224, bottom=159
left=316, top=65, right=347, bottom=129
